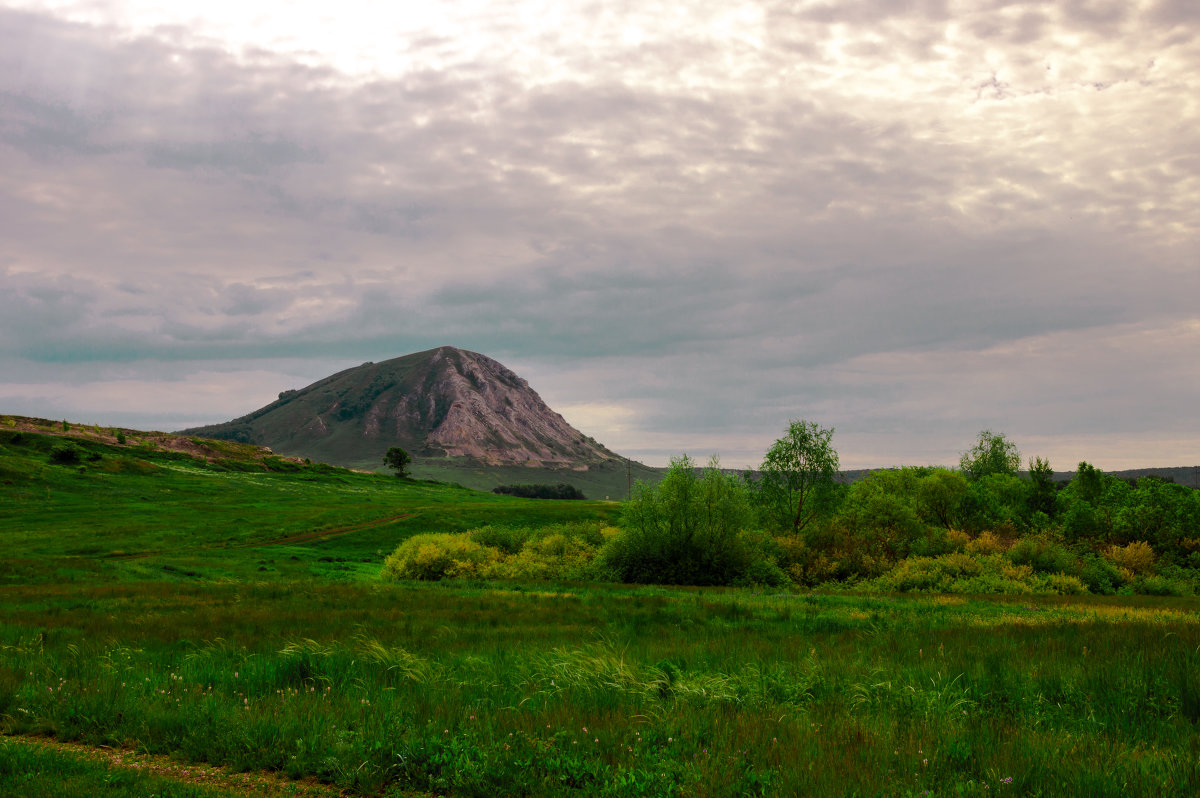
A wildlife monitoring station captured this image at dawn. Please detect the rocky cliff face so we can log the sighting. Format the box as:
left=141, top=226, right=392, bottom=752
left=183, top=346, right=618, bottom=469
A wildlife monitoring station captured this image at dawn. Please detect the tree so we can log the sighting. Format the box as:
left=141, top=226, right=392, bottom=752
left=1027, top=456, right=1057, bottom=517
left=604, top=455, right=761, bottom=586
left=756, top=419, right=840, bottom=534
left=959, top=429, right=1020, bottom=480
left=383, top=446, right=411, bottom=478
left=917, top=468, right=969, bottom=530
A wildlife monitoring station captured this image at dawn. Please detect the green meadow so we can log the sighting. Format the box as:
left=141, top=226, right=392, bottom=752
left=1, top=424, right=1199, bottom=796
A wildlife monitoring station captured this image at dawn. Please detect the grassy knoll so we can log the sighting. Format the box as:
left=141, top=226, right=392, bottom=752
left=2, top=427, right=1199, bottom=796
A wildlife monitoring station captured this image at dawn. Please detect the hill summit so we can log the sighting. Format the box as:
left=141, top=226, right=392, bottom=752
left=183, top=347, right=620, bottom=470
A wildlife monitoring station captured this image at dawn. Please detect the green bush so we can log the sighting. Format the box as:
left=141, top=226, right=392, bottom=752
left=1008, top=534, right=1075, bottom=574
left=466, top=525, right=532, bottom=555
left=1131, top=575, right=1191, bottom=597
left=382, top=533, right=498, bottom=581
left=49, top=444, right=82, bottom=465
left=602, top=455, right=757, bottom=586
left=1077, top=553, right=1124, bottom=595
left=382, top=523, right=618, bottom=584
left=1030, top=572, right=1089, bottom=595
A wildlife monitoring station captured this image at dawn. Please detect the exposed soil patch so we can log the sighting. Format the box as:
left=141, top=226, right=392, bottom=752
left=5, top=734, right=350, bottom=797
left=234, top=513, right=417, bottom=548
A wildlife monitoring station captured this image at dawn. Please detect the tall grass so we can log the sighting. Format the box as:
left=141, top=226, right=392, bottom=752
left=1, top=580, right=1198, bottom=796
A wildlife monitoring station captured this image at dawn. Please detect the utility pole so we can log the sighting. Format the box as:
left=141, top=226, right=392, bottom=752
left=627, top=456, right=632, bottom=501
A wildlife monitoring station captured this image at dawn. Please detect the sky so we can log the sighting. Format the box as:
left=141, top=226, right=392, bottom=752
left=1, top=0, right=1197, bottom=471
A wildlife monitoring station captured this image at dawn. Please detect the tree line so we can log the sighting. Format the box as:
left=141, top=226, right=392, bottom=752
left=606, top=422, right=1200, bottom=593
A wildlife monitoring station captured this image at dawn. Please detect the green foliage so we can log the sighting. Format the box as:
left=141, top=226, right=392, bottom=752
left=835, top=469, right=932, bottom=558
left=381, top=522, right=616, bottom=583
left=1027, top=456, right=1057, bottom=516
left=959, top=429, right=1021, bottom=480
left=1073, top=461, right=1106, bottom=503
left=959, top=473, right=1030, bottom=532
left=492, top=483, right=586, bottom=500
left=115, top=430, right=126, bottom=445
left=383, top=446, right=411, bottom=478
left=754, top=419, right=839, bottom=534
left=916, top=467, right=968, bottom=529
left=382, top=533, right=499, bottom=580
left=603, top=455, right=763, bottom=586
left=48, top=444, right=81, bottom=466
left=1008, top=534, right=1075, bottom=575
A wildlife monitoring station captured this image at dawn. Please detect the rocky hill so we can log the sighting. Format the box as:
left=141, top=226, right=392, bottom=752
left=182, top=347, right=621, bottom=472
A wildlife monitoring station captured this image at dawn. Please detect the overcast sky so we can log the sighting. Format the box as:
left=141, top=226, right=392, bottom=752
left=1, top=0, right=1197, bottom=470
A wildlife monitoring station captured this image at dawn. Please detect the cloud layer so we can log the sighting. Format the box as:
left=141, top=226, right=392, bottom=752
left=2, top=1, right=1197, bottom=469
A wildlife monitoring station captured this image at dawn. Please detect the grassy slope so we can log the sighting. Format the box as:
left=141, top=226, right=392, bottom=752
left=2, top=427, right=1200, bottom=797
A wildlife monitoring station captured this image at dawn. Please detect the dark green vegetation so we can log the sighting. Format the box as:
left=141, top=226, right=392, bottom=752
left=417, top=458, right=657, bottom=500
left=384, top=446, right=412, bottom=478
left=494, top=483, right=587, bottom=500
left=3, top=419, right=1200, bottom=796
left=394, top=427, right=1200, bottom=597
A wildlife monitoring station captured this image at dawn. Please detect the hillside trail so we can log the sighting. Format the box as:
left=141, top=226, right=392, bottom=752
left=106, top=512, right=418, bottom=560
left=227, top=512, right=417, bottom=548
left=3, top=734, right=354, bottom=797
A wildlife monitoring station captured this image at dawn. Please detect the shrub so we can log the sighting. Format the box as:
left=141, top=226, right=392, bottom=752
left=1077, top=554, right=1125, bottom=595
left=492, top=483, right=586, bottom=500
left=49, top=444, right=82, bottom=465
left=603, top=455, right=755, bottom=586
left=1131, top=575, right=1190, bottom=597
left=1031, top=573, right=1089, bottom=595
left=1105, top=540, right=1156, bottom=575
left=946, top=529, right=971, bottom=551
left=382, top=534, right=498, bottom=581
left=469, top=525, right=531, bottom=555
left=965, top=530, right=1007, bottom=555
left=1008, top=535, right=1075, bottom=575
left=489, top=534, right=598, bottom=581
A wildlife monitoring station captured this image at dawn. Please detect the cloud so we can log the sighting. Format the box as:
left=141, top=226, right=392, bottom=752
left=0, top=1, right=1197, bottom=469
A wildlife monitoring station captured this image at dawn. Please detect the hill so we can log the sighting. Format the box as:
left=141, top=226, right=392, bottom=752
left=180, top=346, right=657, bottom=494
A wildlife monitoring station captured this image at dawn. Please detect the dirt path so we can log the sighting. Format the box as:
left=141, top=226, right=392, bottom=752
left=231, top=512, right=417, bottom=548
left=4, top=734, right=350, bottom=797
left=103, top=512, right=418, bottom=561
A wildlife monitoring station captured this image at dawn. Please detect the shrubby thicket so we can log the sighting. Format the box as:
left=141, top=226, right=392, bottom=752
left=383, top=424, right=1200, bottom=595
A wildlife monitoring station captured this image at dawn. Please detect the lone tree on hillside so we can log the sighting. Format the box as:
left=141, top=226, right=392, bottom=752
left=756, top=419, right=840, bottom=534
left=959, top=430, right=1020, bottom=480
left=383, top=446, right=411, bottom=478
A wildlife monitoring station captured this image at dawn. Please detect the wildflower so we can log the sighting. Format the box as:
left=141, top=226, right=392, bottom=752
left=1002, top=777, right=1013, bottom=784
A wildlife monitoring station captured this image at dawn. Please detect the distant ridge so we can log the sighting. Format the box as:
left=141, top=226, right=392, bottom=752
left=182, top=347, right=621, bottom=471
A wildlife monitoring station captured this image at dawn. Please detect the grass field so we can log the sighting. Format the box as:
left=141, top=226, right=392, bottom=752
left=2, top=425, right=1199, bottom=796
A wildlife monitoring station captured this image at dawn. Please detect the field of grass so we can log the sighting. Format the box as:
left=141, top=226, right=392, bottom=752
left=2, top=425, right=1199, bottom=796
